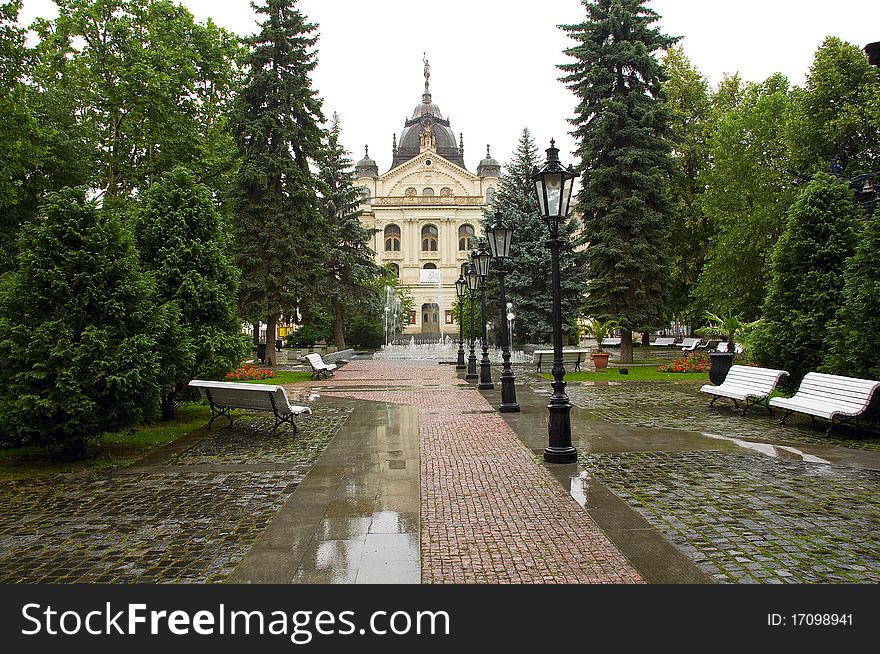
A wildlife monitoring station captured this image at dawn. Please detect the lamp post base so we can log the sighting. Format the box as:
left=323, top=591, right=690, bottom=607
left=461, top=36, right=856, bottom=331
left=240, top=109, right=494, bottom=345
left=499, top=375, right=519, bottom=412
left=543, top=446, right=577, bottom=463
left=478, top=360, right=494, bottom=390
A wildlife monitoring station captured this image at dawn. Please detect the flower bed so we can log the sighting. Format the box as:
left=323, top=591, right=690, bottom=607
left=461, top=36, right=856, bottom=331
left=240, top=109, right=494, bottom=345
left=656, top=353, right=710, bottom=374
left=225, top=362, right=276, bottom=381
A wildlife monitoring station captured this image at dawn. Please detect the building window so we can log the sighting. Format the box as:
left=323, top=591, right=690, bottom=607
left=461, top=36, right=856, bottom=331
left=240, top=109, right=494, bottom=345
left=423, top=262, right=437, bottom=270
left=388, top=263, right=399, bottom=278
left=422, top=187, right=435, bottom=196
left=384, top=224, right=401, bottom=251
left=421, top=224, right=438, bottom=251
left=486, top=187, right=496, bottom=204
left=445, top=310, right=454, bottom=325
left=409, top=311, right=416, bottom=325
left=440, top=187, right=453, bottom=197
left=458, top=224, right=475, bottom=250
left=405, top=187, right=417, bottom=197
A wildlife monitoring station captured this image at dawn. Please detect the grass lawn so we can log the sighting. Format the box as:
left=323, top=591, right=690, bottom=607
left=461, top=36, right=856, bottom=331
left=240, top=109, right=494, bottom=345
left=542, top=368, right=709, bottom=383
left=240, top=370, right=313, bottom=385
left=0, top=403, right=212, bottom=482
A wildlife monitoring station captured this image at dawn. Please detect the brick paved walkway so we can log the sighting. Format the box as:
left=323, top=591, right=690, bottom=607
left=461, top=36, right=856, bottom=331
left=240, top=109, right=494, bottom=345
left=322, top=361, right=642, bottom=584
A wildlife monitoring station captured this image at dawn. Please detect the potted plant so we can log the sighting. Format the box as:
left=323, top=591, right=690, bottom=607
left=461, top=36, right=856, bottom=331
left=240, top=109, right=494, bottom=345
left=698, top=310, right=754, bottom=385
left=585, top=318, right=619, bottom=371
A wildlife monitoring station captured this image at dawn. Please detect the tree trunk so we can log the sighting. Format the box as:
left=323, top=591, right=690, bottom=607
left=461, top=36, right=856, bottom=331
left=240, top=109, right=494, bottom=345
left=252, top=322, right=260, bottom=345
left=265, top=315, right=277, bottom=366
left=641, top=331, right=650, bottom=347
left=161, top=392, right=175, bottom=421
left=620, top=329, right=634, bottom=364
left=332, top=297, right=346, bottom=350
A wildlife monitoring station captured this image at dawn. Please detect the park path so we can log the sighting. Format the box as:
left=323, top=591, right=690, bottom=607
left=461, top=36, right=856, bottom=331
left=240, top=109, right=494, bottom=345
left=320, top=360, right=642, bottom=584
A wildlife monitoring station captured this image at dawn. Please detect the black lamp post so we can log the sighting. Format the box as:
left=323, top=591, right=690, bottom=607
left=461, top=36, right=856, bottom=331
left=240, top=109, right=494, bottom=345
left=473, top=243, right=493, bottom=390
left=455, top=274, right=467, bottom=370
left=487, top=212, right=519, bottom=412
left=531, top=139, right=577, bottom=464
left=465, top=264, right=479, bottom=380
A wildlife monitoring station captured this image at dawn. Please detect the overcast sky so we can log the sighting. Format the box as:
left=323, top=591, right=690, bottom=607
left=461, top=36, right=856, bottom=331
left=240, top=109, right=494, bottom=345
left=19, top=0, right=879, bottom=174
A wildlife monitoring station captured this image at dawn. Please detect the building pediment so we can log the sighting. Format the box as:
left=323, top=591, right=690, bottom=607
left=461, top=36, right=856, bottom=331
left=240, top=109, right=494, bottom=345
left=383, top=151, right=477, bottom=197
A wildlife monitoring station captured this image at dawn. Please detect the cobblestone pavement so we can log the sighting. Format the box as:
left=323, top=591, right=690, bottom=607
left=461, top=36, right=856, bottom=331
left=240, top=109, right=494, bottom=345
left=323, top=360, right=643, bottom=584
left=561, top=381, right=880, bottom=583
left=581, top=450, right=880, bottom=583
left=566, top=381, right=880, bottom=451
left=0, top=405, right=347, bottom=583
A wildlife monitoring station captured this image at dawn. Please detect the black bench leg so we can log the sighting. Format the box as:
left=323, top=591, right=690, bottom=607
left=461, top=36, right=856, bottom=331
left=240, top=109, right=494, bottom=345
left=207, top=405, right=233, bottom=430
left=709, top=396, right=718, bottom=407
left=780, top=410, right=792, bottom=426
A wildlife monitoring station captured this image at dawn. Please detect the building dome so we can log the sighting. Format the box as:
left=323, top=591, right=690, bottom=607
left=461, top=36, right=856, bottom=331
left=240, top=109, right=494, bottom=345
left=355, top=145, right=379, bottom=178
left=477, top=145, right=501, bottom=178
left=412, top=93, right=445, bottom=120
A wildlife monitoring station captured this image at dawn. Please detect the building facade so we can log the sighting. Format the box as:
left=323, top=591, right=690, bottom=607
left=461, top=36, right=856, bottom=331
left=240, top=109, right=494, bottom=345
left=354, top=59, right=500, bottom=336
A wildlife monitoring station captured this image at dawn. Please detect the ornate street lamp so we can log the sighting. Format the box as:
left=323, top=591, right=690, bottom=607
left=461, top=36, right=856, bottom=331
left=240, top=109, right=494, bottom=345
left=455, top=274, right=467, bottom=370
left=465, top=264, right=480, bottom=380
left=473, top=242, right=493, bottom=390
left=486, top=212, right=519, bottom=412
left=531, top=139, right=577, bottom=464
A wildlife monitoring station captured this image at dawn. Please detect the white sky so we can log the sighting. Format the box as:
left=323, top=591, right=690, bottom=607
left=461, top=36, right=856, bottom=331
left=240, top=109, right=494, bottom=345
left=18, top=0, right=879, bottom=174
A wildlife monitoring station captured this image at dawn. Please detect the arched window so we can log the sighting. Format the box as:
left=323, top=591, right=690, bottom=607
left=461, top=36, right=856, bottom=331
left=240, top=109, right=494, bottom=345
left=423, top=262, right=437, bottom=270
left=458, top=224, right=475, bottom=251
left=486, top=187, right=496, bottom=204
left=405, top=187, right=417, bottom=197
left=384, top=224, right=401, bottom=251
left=421, top=224, right=438, bottom=251
left=440, top=187, right=453, bottom=197
left=388, top=263, right=400, bottom=278
left=422, top=187, right=435, bottom=196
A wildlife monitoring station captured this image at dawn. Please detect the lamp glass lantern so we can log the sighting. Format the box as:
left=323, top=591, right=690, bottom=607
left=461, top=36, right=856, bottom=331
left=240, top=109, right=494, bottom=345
left=531, top=139, right=576, bottom=228
left=486, top=212, right=513, bottom=260
left=466, top=264, right=480, bottom=293
left=473, top=245, right=492, bottom=278
left=455, top=274, right=467, bottom=299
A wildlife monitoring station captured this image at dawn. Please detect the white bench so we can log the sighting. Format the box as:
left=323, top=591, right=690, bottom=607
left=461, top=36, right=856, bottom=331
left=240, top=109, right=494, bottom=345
left=768, top=372, right=880, bottom=435
left=304, top=353, right=338, bottom=379
left=715, top=341, right=744, bottom=354
left=600, top=337, right=621, bottom=348
left=700, top=365, right=789, bottom=415
left=533, top=349, right=590, bottom=373
left=651, top=337, right=676, bottom=347
left=680, top=337, right=702, bottom=352
left=188, top=380, right=311, bottom=433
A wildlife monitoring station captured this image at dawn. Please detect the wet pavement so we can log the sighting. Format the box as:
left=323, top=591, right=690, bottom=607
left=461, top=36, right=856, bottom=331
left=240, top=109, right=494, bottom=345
left=1, top=359, right=877, bottom=584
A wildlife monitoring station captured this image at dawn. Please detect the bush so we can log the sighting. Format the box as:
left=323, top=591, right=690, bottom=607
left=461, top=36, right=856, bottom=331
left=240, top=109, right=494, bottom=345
left=0, top=188, right=161, bottom=459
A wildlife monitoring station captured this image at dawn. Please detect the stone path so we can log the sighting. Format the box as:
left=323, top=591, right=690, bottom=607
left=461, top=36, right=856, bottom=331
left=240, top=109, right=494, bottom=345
left=321, top=361, right=643, bottom=584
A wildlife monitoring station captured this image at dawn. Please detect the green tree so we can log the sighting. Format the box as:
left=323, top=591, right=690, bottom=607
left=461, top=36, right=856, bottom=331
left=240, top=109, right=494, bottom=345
left=786, top=37, right=880, bottom=177
left=751, top=173, right=859, bottom=386
left=491, top=128, right=584, bottom=344
left=694, top=74, right=796, bottom=319
left=0, top=187, right=160, bottom=458
left=662, top=46, right=713, bottom=324
left=560, top=0, right=678, bottom=363
left=317, top=113, right=383, bottom=349
left=30, top=0, right=242, bottom=202
left=134, top=167, right=247, bottom=420
left=823, top=208, right=880, bottom=380
left=231, top=0, right=326, bottom=366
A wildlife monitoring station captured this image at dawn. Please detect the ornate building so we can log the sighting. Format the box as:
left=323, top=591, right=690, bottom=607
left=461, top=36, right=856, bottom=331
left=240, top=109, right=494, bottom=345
left=355, top=58, right=500, bottom=336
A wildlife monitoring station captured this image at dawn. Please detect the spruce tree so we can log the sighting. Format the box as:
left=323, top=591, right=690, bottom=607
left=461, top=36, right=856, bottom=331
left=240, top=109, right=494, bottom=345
left=490, top=128, right=584, bottom=344
left=752, top=173, right=859, bottom=386
left=317, top=113, right=383, bottom=349
left=230, top=0, right=326, bottom=365
left=0, top=187, right=160, bottom=458
left=135, top=167, right=247, bottom=420
left=824, top=208, right=880, bottom=381
left=560, top=0, right=678, bottom=362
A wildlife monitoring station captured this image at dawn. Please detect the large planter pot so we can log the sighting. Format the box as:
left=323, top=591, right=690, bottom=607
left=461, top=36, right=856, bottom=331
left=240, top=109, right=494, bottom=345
left=256, top=343, right=266, bottom=362
left=591, top=352, right=611, bottom=371
left=709, top=351, right=735, bottom=385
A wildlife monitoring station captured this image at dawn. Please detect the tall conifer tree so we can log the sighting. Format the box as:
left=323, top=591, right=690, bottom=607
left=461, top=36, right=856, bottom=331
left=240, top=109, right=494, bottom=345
left=560, top=0, right=678, bottom=362
left=491, top=128, right=584, bottom=344
left=231, top=0, right=325, bottom=365
left=317, top=113, right=383, bottom=350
